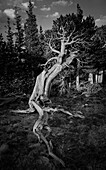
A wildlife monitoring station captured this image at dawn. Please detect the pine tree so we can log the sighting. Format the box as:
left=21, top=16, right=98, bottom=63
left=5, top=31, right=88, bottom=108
left=38, top=25, right=45, bottom=57
left=14, top=6, right=24, bottom=57
left=76, top=4, right=83, bottom=22
left=0, top=33, right=6, bottom=77
left=24, top=0, right=39, bottom=55
left=5, top=17, right=16, bottom=80
left=6, top=17, right=14, bottom=54
left=0, top=33, right=5, bottom=54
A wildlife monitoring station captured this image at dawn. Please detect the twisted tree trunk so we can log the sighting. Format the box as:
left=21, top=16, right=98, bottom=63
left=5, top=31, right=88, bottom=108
left=12, top=27, right=85, bottom=166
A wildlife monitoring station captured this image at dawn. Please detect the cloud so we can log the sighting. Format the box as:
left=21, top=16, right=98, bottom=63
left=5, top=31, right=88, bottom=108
left=51, top=0, right=73, bottom=6
left=69, top=1, right=73, bottom=5
left=21, top=2, right=29, bottom=9
left=4, top=9, right=15, bottom=19
left=95, top=16, right=106, bottom=27
left=51, top=12, right=59, bottom=17
left=40, top=6, right=51, bottom=11
left=46, top=12, right=59, bottom=18
left=13, top=0, right=23, bottom=7
left=22, top=1, right=36, bottom=8
left=21, top=2, right=36, bottom=9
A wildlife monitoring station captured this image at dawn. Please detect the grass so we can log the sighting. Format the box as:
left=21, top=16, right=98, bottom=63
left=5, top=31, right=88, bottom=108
left=0, top=88, right=106, bottom=170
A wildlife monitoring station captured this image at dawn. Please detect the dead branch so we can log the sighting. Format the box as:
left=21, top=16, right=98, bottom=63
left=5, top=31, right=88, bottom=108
left=37, top=129, right=65, bottom=167
left=40, top=57, right=58, bottom=67
left=11, top=22, right=87, bottom=168
left=66, top=22, right=76, bottom=43
left=30, top=99, right=65, bottom=167
left=49, top=38, right=60, bottom=54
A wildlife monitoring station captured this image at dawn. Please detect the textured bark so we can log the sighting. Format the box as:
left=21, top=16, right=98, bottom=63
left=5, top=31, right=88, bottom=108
left=12, top=27, right=86, bottom=166
left=13, top=47, right=76, bottom=166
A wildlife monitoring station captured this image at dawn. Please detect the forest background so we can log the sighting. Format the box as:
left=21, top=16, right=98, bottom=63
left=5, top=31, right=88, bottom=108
left=0, top=0, right=106, bottom=97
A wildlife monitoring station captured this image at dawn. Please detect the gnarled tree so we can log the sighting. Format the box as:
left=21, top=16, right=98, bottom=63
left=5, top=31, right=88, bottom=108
left=13, top=22, right=90, bottom=166
left=13, top=4, right=98, bottom=167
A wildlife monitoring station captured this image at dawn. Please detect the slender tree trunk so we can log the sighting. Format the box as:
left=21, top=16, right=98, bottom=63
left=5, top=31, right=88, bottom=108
left=95, top=74, right=98, bottom=83
left=88, top=73, right=93, bottom=84
left=98, top=70, right=103, bottom=83
left=76, top=75, right=80, bottom=91
left=76, top=60, right=80, bottom=91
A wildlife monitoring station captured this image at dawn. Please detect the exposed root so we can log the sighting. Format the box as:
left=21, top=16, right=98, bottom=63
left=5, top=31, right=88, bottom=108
left=36, top=128, right=65, bottom=167
left=30, top=100, right=65, bottom=167
left=11, top=108, right=35, bottom=113
left=31, top=100, right=84, bottom=167
left=10, top=52, right=84, bottom=167
left=9, top=27, right=88, bottom=168
left=43, top=106, right=84, bottom=118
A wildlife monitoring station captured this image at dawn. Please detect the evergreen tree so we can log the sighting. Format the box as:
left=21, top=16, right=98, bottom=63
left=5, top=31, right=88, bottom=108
left=38, top=26, right=45, bottom=57
left=47, top=4, right=97, bottom=89
left=0, top=33, right=5, bottom=54
left=88, top=27, right=106, bottom=70
left=6, top=17, right=14, bottom=54
left=24, top=1, right=47, bottom=80
left=24, top=0, right=39, bottom=55
left=39, top=25, right=43, bottom=35
left=76, top=4, right=83, bottom=29
left=5, top=17, right=16, bottom=80
left=0, top=33, right=6, bottom=77
left=14, top=6, right=24, bottom=57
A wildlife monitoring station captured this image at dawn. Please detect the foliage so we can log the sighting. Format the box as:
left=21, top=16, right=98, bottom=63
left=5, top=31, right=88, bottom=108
left=47, top=4, right=97, bottom=75
left=38, top=26, right=45, bottom=57
left=14, top=7, right=25, bottom=57
left=0, top=4, right=106, bottom=170
left=24, top=0, right=39, bottom=56
left=6, top=17, right=14, bottom=54
left=0, top=33, right=6, bottom=77
left=0, top=3, right=106, bottom=96
left=0, top=89, right=106, bottom=169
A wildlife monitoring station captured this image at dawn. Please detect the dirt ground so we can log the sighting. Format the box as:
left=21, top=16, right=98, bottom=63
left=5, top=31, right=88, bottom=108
left=0, top=89, right=106, bottom=170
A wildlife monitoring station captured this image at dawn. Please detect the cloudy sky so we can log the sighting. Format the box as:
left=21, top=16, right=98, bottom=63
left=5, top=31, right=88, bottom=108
left=0, top=0, right=106, bottom=39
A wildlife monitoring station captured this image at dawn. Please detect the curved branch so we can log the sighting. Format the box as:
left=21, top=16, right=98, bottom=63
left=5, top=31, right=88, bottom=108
left=41, top=57, right=58, bottom=67
left=66, top=22, right=76, bottom=43
left=49, top=38, right=60, bottom=54
left=44, top=64, right=62, bottom=96
left=29, top=70, right=46, bottom=104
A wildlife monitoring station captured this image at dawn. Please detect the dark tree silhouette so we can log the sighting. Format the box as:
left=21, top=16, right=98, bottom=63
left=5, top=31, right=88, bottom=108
left=24, top=0, right=39, bottom=56
left=14, top=6, right=24, bottom=58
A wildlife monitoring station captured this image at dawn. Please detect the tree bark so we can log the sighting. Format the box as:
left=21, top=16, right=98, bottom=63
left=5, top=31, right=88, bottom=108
left=13, top=28, right=83, bottom=166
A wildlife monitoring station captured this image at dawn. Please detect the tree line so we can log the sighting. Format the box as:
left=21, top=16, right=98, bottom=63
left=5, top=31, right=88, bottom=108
left=0, top=1, right=106, bottom=96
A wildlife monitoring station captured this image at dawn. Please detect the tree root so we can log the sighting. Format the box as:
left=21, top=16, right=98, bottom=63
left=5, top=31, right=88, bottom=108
left=10, top=108, right=35, bottom=113
left=35, top=129, right=65, bottom=167
left=31, top=102, right=65, bottom=167
left=10, top=100, right=84, bottom=167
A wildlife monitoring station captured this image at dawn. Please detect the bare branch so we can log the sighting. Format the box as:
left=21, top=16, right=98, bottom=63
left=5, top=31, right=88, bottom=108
left=40, top=57, right=58, bottom=67
left=49, top=38, right=60, bottom=54
left=102, top=43, right=106, bottom=48
left=66, top=22, right=76, bottom=43
left=57, top=32, right=63, bottom=37
left=65, top=32, right=87, bottom=46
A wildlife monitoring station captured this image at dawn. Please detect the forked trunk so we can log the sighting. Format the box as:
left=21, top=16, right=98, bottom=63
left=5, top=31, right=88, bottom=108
left=13, top=27, right=84, bottom=167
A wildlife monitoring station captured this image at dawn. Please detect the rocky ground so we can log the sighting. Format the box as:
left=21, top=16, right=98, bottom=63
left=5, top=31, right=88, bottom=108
left=0, top=88, right=106, bottom=170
